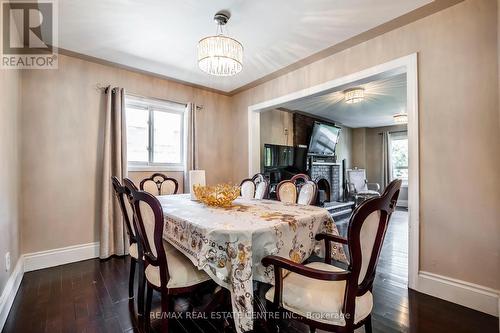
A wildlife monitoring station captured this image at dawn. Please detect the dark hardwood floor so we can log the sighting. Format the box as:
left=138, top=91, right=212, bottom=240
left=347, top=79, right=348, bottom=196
left=2, top=210, right=498, bottom=333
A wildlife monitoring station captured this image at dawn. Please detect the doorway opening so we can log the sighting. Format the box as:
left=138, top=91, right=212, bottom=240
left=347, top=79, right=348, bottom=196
left=247, top=54, right=419, bottom=290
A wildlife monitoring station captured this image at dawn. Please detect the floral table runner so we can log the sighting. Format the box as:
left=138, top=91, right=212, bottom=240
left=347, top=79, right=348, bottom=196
left=158, top=194, right=347, bottom=333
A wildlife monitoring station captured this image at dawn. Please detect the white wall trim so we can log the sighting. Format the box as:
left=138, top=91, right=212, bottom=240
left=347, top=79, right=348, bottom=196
left=419, top=271, right=499, bottom=317
left=23, top=242, right=100, bottom=272
left=0, top=257, right=24, bottom=331
left=247, top=53, right=420, bottom=290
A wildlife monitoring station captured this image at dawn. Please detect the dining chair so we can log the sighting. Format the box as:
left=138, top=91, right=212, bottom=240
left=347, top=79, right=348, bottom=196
left=276, top=180, right=297, bottom=204
left=240, top=173, right=269, bottom=200
left=140, top=173, right=179, bottom=196
left=126, top=182, right=211, bottom=333
left=240, top=179, right=256, bottom=199
left=290, top=173, right=311, bottom=184
left=111, top=177, right=139, bottom=300
left=262, top=179, right=402, bottom=333
left=297, top=180, right=317, bottom=205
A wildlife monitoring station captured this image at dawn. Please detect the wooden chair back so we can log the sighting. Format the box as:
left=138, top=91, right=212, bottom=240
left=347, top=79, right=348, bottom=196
left=346, top=179, right=402, bottom=295
left=111, top=177, right=136, bottom=245
left=140, top=173, right=179, bottom=196
left=125, top=179, right=170, bottom=286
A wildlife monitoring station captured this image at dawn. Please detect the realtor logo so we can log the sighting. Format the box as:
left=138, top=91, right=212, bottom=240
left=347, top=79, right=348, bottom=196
left=1, top=0, right=58, bottom=69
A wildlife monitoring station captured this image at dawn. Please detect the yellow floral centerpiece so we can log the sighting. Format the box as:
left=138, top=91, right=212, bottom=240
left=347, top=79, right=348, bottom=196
left=193, top=183, right=240, bottom=207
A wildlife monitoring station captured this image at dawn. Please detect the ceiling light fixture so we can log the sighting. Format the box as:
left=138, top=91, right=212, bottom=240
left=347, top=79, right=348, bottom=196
left=198, top=11, right=243, bottom=77
left=393, top=112, right=408, bottom=124
left=344, top=87, right=364, bottom=104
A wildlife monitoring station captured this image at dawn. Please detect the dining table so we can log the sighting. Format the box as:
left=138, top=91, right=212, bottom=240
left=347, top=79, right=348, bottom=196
left=157, top=194, right=347, bottom=333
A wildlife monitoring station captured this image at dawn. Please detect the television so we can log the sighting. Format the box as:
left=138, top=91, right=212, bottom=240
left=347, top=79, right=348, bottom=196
left=308, top=122, right=341, bottom=156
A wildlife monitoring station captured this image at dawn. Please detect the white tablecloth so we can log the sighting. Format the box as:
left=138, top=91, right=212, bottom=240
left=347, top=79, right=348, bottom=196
left=158, top=194, right=347, bottom=332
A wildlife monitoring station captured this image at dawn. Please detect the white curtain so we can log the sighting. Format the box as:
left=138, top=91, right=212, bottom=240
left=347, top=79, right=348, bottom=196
left=99, top=87, right=128, bottom=259
left=381, top=131, right=392, bottom=189
left=183, top=103, right=198, bottom=193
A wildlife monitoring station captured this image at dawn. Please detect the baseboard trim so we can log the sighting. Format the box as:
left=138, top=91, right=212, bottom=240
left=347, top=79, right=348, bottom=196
left=0, top=258, right=24, bottom=331
left=23, top=242, right=100, bottom=272
left=418, top=271, right=499, bottom=317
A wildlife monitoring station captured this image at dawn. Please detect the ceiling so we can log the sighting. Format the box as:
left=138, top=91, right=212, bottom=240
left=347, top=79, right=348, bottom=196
left=278, top=72, right=407, bottom=128
left=58, top=0, right=432, bottom=93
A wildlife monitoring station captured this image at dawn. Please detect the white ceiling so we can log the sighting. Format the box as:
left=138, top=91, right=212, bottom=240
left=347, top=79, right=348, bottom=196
left=278, top=72, right=407, bottom=128
left=58, top=0, right=432, bottom=92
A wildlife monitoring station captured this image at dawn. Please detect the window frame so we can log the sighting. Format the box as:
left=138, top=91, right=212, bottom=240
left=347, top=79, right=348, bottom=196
left=125, top=95, right=185, bottom=172
left=389, top=132, right=409, bottom=185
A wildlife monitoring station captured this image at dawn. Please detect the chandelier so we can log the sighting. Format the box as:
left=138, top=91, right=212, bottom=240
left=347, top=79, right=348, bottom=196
left=198, top=11, right=243, bottom=76
left=344, top=87, right=365, bottom=104
left=393, top=112, right=408, bottom=124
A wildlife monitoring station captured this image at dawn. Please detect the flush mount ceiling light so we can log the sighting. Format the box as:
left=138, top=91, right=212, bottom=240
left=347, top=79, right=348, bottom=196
left=393, top=112, right=408, bottom=124
left=344, top=87, right=365, bottom=104
left=198, top=11, right=243, bottom=77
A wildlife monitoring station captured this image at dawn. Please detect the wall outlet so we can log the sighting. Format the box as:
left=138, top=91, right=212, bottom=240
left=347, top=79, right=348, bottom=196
left=5, top=252, right=10, bottom=271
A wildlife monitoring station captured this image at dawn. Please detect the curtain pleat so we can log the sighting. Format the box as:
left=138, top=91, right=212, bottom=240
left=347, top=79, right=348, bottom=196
left=381, top=132, right=391, bottom=190
left=183, top=103, right=197, bottom=193
left=99, top=87, right=128, bottom=259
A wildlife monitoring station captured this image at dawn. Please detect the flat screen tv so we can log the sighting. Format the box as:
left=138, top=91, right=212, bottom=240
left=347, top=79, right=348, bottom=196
left=308, top=122, right=341, bottom=156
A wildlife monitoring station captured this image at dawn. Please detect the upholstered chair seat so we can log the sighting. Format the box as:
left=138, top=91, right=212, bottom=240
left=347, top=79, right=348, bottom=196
left=265, top=261, right=373, bottom=326
left=129, top=243, right=139, bottom=259
left=145, top=241, right=210, bottom=288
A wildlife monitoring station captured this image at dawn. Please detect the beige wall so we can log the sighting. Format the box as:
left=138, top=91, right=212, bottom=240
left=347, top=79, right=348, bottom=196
left=20, top=54, right=233, bottom=254
left=0, top=69, right=21, bottom=292
left=260, top=109, right=294, bottom=147
left=231, top=0, right=500, bottom=289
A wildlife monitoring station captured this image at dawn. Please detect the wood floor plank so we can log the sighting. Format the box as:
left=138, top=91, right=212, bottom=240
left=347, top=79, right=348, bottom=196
left=2, top=210, right=498, bottom=333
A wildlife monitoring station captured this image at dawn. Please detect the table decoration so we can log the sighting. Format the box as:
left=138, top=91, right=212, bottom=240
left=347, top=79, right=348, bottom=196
left=193, top=183, right=240, bottom=207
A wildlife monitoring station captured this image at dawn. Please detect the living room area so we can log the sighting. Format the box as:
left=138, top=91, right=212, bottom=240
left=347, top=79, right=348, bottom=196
left=257, top=65, right=411, bottom=293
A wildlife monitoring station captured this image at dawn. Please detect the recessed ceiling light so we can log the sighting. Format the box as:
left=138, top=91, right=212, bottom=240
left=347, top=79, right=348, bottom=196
left=344, top=87, right=364, bottom=104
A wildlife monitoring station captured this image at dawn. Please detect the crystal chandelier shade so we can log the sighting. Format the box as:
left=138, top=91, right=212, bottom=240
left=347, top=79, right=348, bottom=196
left=198, top=11, right=243, bottom=77
left=344, top=88, right=365, bottom=104
left=198, top=35, right=243, bottom=76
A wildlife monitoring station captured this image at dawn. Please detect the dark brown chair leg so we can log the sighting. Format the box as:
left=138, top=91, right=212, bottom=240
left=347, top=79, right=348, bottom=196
left=129, top=258, right=136, bottom=299
left=137, top=260, right=145, bottom=316
left=145, top=284, right=153, bottom=332
left=364, top=315, right=373, bottom=333
left=161, top=289, right=170, bottom=333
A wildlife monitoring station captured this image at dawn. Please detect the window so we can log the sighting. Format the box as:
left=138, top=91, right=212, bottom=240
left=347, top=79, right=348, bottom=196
left=125, top=95, right=185, bottom=170
left=390, top=132, right=408, bottom=184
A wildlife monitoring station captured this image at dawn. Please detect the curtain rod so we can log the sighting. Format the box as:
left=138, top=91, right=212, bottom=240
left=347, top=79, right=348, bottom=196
left=378, top=129, right=407, bottom=135
left=96, top=84, right=203, bottom=110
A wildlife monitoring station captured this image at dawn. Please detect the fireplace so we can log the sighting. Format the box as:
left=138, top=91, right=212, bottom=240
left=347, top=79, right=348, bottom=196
left=309, top=162, right=340, bottom=202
